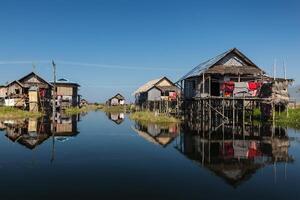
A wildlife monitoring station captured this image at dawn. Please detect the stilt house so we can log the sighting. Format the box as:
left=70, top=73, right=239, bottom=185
left=107, top=93, right=125, bottom=106
left=52, top=78, right=80, bottom=108
left=178, top=48, right=293, bottom=107
left=134, top=77, right=180, bottom=106
left=5, top=72, right=53, bottom=109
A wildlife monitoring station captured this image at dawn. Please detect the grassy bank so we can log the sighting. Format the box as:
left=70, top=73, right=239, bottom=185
left=276, top=108, right=300, bottom=129
left=0, top=107, right=43, bottom=119
left=64, top=105, right=100, bottom=115
left=98, top=105, right=132, bottom=113
left=129, top=111, right=180, bottom=123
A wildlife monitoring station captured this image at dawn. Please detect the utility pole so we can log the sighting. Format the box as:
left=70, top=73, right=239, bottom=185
left=51, top=60, right=56, bottom=163
left=283, top=60, right=287, bottom=80
left=273, top=58, right=277, bottom=80
left=52, top=60, right=57, bottom=117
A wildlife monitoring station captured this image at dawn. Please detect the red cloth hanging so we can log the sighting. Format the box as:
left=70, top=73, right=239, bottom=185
left=224, top=81, right=235, bottom=92
left=248, top=82, right=257, bottom=91
left=39, top=89, right=45, bottom=97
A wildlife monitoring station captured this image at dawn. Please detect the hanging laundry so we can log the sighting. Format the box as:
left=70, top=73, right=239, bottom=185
left=224, top=81, right=235, bottom=92
left=234, top=82, right=249, bottom=97
left=169, top=92, right=177, bottom=100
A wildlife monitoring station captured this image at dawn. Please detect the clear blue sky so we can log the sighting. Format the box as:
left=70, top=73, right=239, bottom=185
left=0, top=0, right=299, bottom=102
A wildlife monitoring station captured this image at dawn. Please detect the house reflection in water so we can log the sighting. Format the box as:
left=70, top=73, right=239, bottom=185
left=175, top=122, right=293, bottom=187
left=2, top=118, right=51, bottom=149
left=0, top=114, right=80, bottom=149
left=106, top=113, right=125, bottom=125
left=132, top=122, right=180, bottom=147
left=54, top=113, right=80, bottom=142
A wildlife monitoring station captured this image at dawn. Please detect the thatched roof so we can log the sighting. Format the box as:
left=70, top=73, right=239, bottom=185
left=157, top=85, right=180, bottom=92
left=133, top=78, right=163, bottom=95
left=133, top=77, right=178, bottom=95
left=206, top=65, right=263, bottom=76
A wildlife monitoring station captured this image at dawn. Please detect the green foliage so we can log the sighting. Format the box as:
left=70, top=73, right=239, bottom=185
left=99, top=105, right=131, bottom=113
left=64, top=105, right=99, bottom=115
left=276, top=108, right=300, bottom=129
left=253, top=108, right=262, bottom=119
left=129, top=111, right=179, bottom=123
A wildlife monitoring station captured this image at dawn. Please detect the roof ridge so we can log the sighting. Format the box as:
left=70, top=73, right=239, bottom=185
left=177, top=49, right=233, bottom=82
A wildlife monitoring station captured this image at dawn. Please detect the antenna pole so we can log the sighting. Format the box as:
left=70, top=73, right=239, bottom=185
left=283, top=59, right=287, bottom=80
left=273, top=58, right=277, bottom=80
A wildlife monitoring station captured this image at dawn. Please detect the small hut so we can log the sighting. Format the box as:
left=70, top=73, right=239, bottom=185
left=107, top=93, right=125, bottom=106
left=80, top=99, right=88, bottom=107
left=133, top=77, right=180, bottom=107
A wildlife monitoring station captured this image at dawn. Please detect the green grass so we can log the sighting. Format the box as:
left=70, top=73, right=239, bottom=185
left=276, top=108, right=300, bottom=129
left=98, top=105, right=132, bottom=113
left=129, top=111, right=180, bottom=123
left=0, top=106, right=43, bottom=119
left=64, top=105, right=99, bottom=115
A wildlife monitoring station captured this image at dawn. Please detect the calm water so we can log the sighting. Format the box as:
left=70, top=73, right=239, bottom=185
left=0, top=111, right=300, bottom=200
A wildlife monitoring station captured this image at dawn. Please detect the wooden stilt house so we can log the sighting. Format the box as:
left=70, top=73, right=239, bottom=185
left=52, top=78, right=80, bottom=108
left=133, top=77, right=180, bottom=111
left=107, top=93, right=125, bottom=106
left=177, top=48, right=293, bottom=111
left=5, top=72, right=53, bottom=110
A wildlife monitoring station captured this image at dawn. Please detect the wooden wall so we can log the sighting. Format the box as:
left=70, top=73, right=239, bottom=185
left=148, top=87, right=161, bottom=101
left=7, top=83, right=23, bottom=97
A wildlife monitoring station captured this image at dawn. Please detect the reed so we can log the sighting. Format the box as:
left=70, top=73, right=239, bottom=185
left=0, top=106, right=43, bottom=119
left=129, top=111, right=179, bottom=123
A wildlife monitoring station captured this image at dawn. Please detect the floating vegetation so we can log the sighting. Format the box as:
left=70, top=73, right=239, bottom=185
left=276, top=108, right=300, bottom=129
left=129, top=111, right=179, bottom=123
left=0, top=107, right=43, bottom=119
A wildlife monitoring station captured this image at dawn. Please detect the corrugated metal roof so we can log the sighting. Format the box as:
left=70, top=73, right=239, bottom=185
left=53, top=78, right=80, bottom=86
left=177, top=48, right=234, bottom=82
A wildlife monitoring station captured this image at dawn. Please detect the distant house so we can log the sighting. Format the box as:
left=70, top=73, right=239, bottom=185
left=133, top=77, right=180, bottom=105
left=107, top=93, right=125, bottom=106
left=80, top=98, right=88, bottom=107
left=52, top=78, right=80, bottom=108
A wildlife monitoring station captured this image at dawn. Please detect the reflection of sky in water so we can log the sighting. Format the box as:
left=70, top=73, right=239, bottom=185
left=0, top=111, right=299, bottom=199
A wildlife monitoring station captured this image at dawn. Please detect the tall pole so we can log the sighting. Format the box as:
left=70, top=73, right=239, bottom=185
left=52, top=60, right=56, bottom=118
left=283, top=60, right=287, bottom=80
left=273, top=58, right=277, bottom=80
left=51, top=60, right=56, bottom=163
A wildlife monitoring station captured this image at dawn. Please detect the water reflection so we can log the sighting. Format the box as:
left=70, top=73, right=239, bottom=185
left=175, top=123, right=293, bottom=187
left=106, top=112, right=125, bottom=124
left=0, top=113, right=80, bottom=149
left=132, top=122, right=180, bottom=147
left=133, top=120, right=293, bottom=187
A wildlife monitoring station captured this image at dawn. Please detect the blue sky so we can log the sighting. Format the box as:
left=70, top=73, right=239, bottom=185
left=0, top=0, right=299, bottom=102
